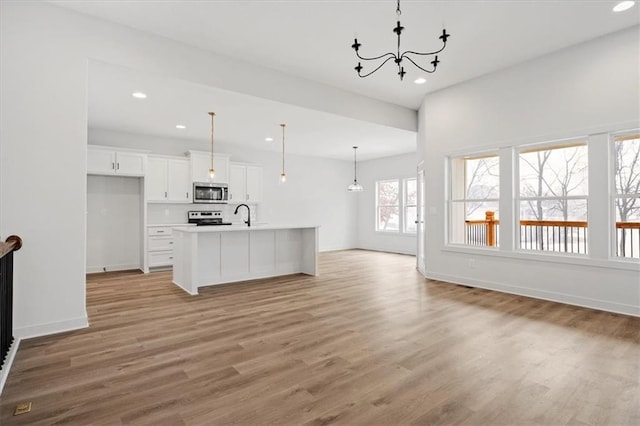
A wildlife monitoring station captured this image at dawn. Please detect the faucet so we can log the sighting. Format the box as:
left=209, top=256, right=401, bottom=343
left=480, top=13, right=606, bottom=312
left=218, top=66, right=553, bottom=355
left=234, top=204, right=251, bottom=227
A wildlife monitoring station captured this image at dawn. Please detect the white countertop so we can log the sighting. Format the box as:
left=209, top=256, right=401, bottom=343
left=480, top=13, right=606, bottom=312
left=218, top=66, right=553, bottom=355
left=173, top=224, right=319, bottom=233
left=147, top=223, right=196, bottom=227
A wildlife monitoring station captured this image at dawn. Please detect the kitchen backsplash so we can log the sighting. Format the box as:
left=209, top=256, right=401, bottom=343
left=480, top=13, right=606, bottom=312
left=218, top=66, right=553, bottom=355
left=147, top=203, right=257, bottom=225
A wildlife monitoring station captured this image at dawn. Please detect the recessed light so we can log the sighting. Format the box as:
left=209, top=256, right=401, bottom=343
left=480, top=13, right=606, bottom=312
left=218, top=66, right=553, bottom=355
left=265, top=137, right=274, bottom=142
left=131, top=92, right=147, bottom=99
left=176, top=124, right=186, bottom=129
left=414, top=77, right=427, bottom=85
left=613, top=1, right=635, bottom=12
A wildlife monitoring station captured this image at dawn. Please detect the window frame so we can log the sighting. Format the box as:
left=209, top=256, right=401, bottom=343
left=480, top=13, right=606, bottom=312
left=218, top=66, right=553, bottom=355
left=374, top=177, right=418, bottom=235
left=515, top=138, right=589, bottom=256
left=447, top=151, right=500, bottom=248
left=404, top=177, right=417, bottom=234
left=610, top=130, right=640, bottom=260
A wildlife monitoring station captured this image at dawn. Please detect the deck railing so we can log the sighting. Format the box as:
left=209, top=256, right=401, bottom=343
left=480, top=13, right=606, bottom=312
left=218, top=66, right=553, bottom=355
left=1, top=235, right=22, bottom=371
left=464, top=211, right=640, bottom=258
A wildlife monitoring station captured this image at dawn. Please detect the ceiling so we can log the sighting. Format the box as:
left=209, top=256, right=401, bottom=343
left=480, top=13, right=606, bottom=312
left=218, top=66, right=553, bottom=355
left=68, top=1, right=638, bottom=161
left=88, top=62, right=417, bottom=161
left=54, top=0, right=639, bottom=109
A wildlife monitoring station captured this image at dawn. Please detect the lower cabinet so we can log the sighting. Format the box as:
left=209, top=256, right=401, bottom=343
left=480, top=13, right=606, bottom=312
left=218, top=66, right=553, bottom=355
left=147, top=226, right=176, bottom=268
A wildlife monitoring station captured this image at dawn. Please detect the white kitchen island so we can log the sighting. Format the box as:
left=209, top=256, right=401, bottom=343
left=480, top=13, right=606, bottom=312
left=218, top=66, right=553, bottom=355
left=172, top=225, right=319, bottom=295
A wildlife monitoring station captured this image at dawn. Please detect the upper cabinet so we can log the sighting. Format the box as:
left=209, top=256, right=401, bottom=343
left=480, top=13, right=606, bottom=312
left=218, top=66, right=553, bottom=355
left=87, top=145, right=146, bottom=176
left=188, top=151, right=231, bottom=184
left=147, top=156, right=191, bottom=203
left=229, top=163, right=263, bottom=204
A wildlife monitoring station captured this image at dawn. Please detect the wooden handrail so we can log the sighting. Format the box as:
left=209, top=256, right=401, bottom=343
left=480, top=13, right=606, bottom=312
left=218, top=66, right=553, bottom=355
left=0, top=235, right=22, bottom=260
left=464, top=219, right=640, bottom=229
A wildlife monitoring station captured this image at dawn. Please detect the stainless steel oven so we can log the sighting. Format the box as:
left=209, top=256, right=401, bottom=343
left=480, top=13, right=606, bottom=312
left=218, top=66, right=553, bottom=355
left=193, top=182, right=228, bottom=204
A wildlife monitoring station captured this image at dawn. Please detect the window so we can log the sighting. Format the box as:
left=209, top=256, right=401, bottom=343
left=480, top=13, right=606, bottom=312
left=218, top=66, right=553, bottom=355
left=404, top=178, right=417, bottom=233
left=449, top=154, right=500, bottom=247
left=375, top=178, right=416, bottom=233
left=613, top=132, right=640, bottom=259
left=376, top=180, right=400, bottom=231
left=518, top=141, right=588, bottom=254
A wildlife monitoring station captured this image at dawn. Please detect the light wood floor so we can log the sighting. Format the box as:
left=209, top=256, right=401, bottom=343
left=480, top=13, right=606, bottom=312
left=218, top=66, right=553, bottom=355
left=1, top=250, right=638, bottom=425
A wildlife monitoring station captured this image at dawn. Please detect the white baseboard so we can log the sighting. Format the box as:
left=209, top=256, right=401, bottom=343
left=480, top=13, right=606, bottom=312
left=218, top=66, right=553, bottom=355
left=0, top=338, right=21, bottom=395
left=425, top=271, right=640, bottom=317
left=14, top=315, right=89, bottom=340
left=355, top=246, right=416, bottom=256
left=86, top=263, right=141, bottom=274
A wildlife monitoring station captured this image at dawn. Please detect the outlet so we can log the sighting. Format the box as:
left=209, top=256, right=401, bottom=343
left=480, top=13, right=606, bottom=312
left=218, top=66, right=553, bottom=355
left=164, top=209, right=170, bottom=216
left=468, top=258, right=476, bottom=269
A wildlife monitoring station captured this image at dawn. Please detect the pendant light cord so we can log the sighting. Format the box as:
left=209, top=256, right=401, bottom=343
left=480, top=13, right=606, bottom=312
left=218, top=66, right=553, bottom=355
left=353, top=146, right=358, bottom=183
left=281, top=124, right=286, bottom=175
left=209, top=112, right=215, bottom=170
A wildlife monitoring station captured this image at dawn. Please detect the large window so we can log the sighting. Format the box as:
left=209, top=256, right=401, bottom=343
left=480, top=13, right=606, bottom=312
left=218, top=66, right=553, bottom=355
left=376, top=178, right=416, bottom=233
left=613, top=133, right=640, bottom=259
left=449, top=154, right=500, bottom=246
left=518, top=141, right=588, bottom=254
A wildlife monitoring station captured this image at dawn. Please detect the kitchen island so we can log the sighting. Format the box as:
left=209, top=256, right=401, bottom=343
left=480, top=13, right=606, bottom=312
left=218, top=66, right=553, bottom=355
left=172, top=225, right=319, bottom=295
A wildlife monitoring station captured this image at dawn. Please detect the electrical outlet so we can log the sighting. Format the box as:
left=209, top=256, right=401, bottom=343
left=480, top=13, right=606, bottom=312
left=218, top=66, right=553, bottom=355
left=468, top=258, right=476, bottom=269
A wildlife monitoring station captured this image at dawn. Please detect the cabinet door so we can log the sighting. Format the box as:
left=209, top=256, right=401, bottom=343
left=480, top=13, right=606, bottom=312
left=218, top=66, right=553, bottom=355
left=116, top=152, right=146, bottom=176
left=228, top=165, right=246, bottom=203
left=245, top=165, right=263, bottom=203
left=146, top=157, right=168, bottom=201
left=167, top=159, right=191, bottom=202
left=190, top=153, right=211, bottom=184
left=213, top=156, right=229, bottom=184
left=87, top=147, right=115, bottom=175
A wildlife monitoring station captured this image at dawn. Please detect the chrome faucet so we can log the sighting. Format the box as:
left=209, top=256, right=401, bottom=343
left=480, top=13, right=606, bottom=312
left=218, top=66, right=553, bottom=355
left=233, top=204, right=251, bottom=227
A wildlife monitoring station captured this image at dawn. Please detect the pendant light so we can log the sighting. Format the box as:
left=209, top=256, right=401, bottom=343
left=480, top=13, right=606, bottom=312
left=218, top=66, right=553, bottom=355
left=208, top=112, right=216, bottom=180
left=348, top=146, right=364, bottom=192
left=280, top=123, right=287, bottom=183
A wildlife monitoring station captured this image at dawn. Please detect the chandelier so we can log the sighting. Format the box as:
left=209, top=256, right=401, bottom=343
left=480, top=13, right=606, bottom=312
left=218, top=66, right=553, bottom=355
left=351, top=0, right=450, bottom=81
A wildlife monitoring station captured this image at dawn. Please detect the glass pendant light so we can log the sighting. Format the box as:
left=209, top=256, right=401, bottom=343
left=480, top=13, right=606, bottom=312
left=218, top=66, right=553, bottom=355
left=348, top=146, right=364, bottom=192
left=280, top=123, right=287, bottom=183
left=208, top=112, right=216, bottom=180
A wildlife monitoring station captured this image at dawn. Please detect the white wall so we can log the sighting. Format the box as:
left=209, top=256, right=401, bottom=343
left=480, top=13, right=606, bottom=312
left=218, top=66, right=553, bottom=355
left=355, top=153, right=417, bottom=255
left=419, top=26, right=640, bottom=316
left=86, top=175, right=142, bottom=273
left=90, top=128, right=357, bottom=251
left=0, top=1, right=408, bottom=338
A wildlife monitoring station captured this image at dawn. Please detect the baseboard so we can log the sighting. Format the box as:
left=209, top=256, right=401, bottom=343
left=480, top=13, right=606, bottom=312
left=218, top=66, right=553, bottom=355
left=319, top=245, right=356, bottom=253
left=86, top=263, right=141, bottom=274
left=0, top=338, right=21, bottom=395
left=425, top=271, right=640, bottom=317
left=14, top=315, right=90, bottom=340
left=355, top=246, right=416, bottom=256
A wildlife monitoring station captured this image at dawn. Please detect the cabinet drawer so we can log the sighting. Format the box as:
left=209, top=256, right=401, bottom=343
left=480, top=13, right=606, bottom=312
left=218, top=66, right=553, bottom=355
left=148, top=250, right=173, bottom=267
left=148, top=236, right=173, bottom=251
left=148, top=227, right=173, bottom=236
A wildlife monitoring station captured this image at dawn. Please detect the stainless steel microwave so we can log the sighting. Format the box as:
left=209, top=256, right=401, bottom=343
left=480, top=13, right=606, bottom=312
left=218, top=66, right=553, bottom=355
left=193, top=182, right=228, bottom=204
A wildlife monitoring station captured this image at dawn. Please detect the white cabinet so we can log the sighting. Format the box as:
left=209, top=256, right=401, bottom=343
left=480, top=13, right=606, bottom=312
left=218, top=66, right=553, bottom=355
left=229, top=163, right=263, bottom=204
left=87, top=146, right=146, bottom=176
left=147, top=226, right=175, bottom=268
left=146, top=156, right=191, bottom=203
left=146, top=225, right=195, bottom=269
left=189, top=151, right=230, bottom=184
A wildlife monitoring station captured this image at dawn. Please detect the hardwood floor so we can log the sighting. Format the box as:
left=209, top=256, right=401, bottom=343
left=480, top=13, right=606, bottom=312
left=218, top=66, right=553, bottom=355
left=1, top=250, right=638, bottom=425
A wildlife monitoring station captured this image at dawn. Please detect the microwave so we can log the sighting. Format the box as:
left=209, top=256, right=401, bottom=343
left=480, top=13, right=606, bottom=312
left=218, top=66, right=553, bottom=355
left=193, top=182, right=228, bottom=204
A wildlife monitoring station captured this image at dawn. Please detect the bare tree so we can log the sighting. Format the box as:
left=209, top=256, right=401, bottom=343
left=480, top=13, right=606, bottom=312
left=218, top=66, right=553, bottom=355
left=465, top=157, right=499, bottom=217
left=614, top=138, right=640, bottom=256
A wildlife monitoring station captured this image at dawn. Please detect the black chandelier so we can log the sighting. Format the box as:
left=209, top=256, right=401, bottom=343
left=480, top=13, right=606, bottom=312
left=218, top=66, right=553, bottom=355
left=351, top=0, right=450, bottom=81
